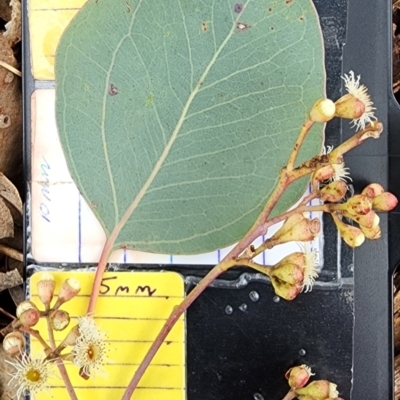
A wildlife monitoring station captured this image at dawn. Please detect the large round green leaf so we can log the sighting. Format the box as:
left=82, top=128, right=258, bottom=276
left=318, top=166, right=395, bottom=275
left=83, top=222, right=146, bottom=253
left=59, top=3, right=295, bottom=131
left=55, top=0, right=325, bottom=254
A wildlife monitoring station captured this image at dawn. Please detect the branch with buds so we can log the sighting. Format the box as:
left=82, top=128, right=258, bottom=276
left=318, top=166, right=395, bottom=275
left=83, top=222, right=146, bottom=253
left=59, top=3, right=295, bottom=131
left=1, top=274, right=108, bottom=400
left=6, top=71, right=397, bottom=400
left=118, top=71, right=397, bottom=400
left=283, top=364, right=344, bottom=400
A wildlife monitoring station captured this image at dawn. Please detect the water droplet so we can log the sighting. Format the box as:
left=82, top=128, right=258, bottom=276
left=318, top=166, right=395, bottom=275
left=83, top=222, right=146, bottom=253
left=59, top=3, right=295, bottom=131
left=249, top=291, right=259, bottom=302
left=253, top=393, right=264, bottom=400
left=299, top=348, right=306, bottom=356
left=273, top=296, right=280, bottom=303
left=239, top=303, right=247, bottom=312
left=225, top=305, right=233, bottom=315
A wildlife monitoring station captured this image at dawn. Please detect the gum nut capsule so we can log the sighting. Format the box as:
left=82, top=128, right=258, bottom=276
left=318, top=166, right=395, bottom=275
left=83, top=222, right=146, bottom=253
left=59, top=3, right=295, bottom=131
left=50, top=310, right=70, bottom=331
left=16, top=301, right=38, bottom=318
left=3, top=331, right=25, bottom=356
left=37, top=273, right=56, bottom=306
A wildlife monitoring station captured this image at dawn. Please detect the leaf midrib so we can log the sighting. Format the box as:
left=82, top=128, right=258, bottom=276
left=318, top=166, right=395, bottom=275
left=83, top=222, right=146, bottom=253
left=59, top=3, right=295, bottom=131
left=115, top=0, right=251, bottom=234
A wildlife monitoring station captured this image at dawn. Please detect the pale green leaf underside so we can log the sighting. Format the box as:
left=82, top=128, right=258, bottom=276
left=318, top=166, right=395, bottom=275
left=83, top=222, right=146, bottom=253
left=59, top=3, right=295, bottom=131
left=55, top=0, right=325, bottom=254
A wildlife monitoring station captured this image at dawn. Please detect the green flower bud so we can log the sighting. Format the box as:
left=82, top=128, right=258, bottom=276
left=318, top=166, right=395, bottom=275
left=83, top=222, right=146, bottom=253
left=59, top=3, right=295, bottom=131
left=372, top=192, right=398, bottom=211
left=295, top=380, right=339, bottom=400
left=310, top=98, right=336, bottom=123
left=331, top=213, right=365, bottom=248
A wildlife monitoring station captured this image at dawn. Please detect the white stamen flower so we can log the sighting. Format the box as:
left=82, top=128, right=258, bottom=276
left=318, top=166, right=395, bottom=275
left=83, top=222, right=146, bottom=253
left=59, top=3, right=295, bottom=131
left=72, top=316, right=108, bottom=377
left=331, top=162, right=352, bottom=182
left=300, top=364, right=315, bottom=376
left=300, top=247, right=319, bottom=293
left=340, top=71, right=376, bottom=130
left=5, top=353, right=56, bottom=399
left=320, top=146, right=352, bottom=182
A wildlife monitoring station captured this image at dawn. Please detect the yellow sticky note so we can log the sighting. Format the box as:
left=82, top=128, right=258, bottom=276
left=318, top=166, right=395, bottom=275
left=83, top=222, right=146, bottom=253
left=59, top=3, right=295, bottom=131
left=29, top=271, right=186, bottom=400
left=29, top=0, right=87, bottom=80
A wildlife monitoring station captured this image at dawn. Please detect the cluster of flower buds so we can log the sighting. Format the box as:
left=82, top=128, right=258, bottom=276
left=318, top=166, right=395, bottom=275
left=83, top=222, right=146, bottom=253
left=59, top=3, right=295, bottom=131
left=269, top=249, right=318, bottom=300
left=305, top=72, right=399, bottom=248
left=3, top=273, right=81, bottom=358
left=328, top=183, right=398, bottom=248
left=1, top=273, right=108, bottom=397
left=285, top=365, right=344, bottom=400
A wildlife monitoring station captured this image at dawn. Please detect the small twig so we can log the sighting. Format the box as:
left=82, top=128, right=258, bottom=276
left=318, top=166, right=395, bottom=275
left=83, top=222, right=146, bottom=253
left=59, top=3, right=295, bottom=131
left=46, top=317, right=56, bottom=350
left=328, top=121, right=383, bottom=160
left=287, top=119, right=314, bottom=170
left=300, top=191, right=319, bottom=206
left=282, top=389, right=297, bottom=400
left=239, top=260, right=272, bottom=275
left=19, top=326, right=52, bottom=353
left=0, top=306, right=16, bottom=320
left=46, top=316, right=79, bottom=400
left=0, top=244, right=23, bottom=262
left=265, top=204, right=327, bottom=230
left=0, top=60, right=21, bottom=77
left=221, top=170, right=290, bottom=263
left=0, top=322, right=14, bottom=337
